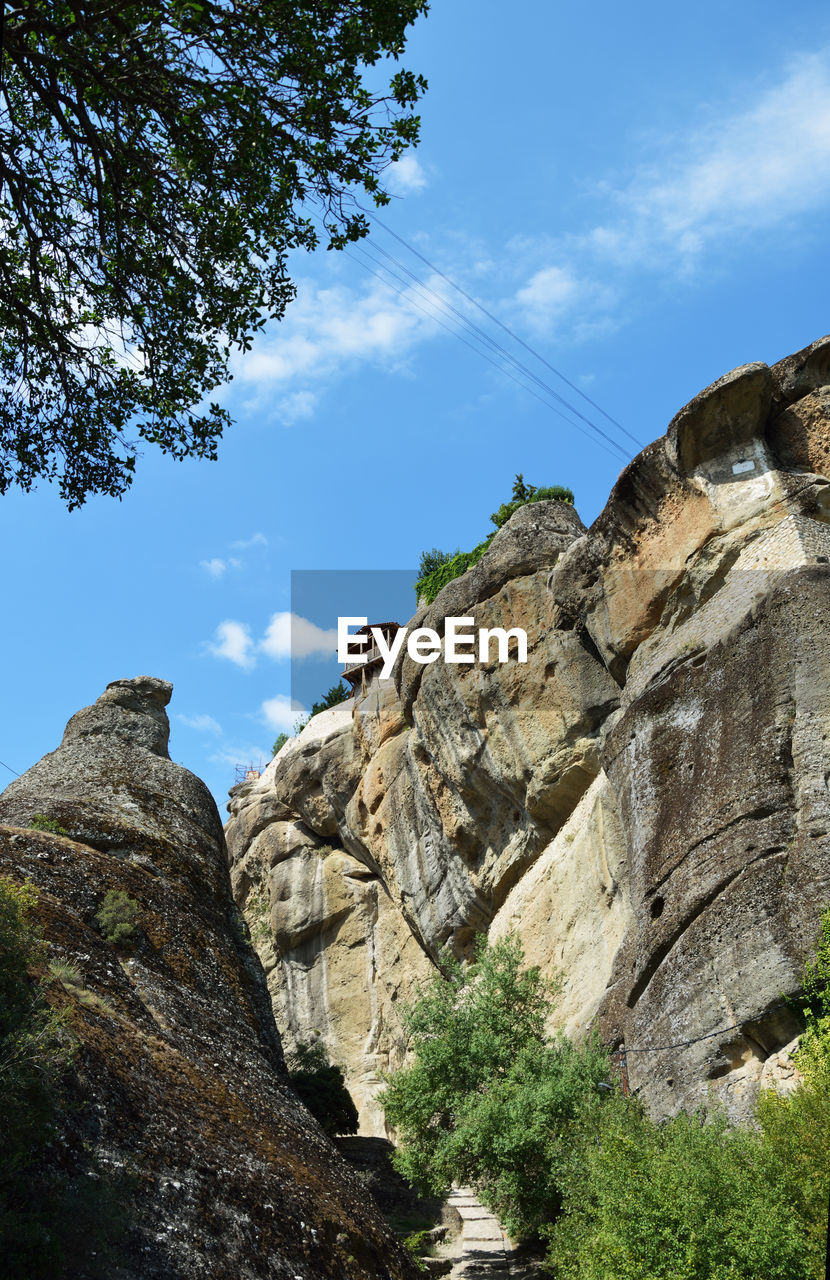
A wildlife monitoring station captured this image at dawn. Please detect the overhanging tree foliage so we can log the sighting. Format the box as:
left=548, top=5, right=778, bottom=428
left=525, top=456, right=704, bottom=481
left=0, top=0, right=428, bottom=506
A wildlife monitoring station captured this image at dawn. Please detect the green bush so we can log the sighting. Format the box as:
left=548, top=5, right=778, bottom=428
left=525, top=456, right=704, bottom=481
left=544, top=909, right=830, bottom=1279
left=417, top=547, right=458, bottom=578
left=380, top=934, right=611, bottom=1239
left=95, top=890, right=140, bottom=947
left=489, top=481, right=575, bottom=531
left=544, top=1100, right=815, bottom=1280
left=414, top=474, right=574, bottom=605
left=286, top=1039, right=359, bottom=1137
left=29, top=815, right=68, bottom=836
left=414, top=535, right=495, bottom=605
left=271, top=732, right=289, bottom=756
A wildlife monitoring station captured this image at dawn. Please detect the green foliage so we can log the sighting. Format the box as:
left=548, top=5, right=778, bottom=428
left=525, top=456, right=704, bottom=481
left=271, top=732, right=289, bottom=757
left=1, top=0, right=428, bottom=507
left=380, top=935, right=612, bottom=1239
left=417, top=547, right=458, bottom=578
left=545, top=910, right=830, bottom=1279
left=402, top=1228, right=431, bottom=1270
left=414, top=535, right=495, bottom=605
left=489, top=475, right=575, bottom=531
left=29, top=815, right=68, bottom=836
left=310, top=681, right=350, bottom=718
left=545, top=1099, right=817, bottom=1280
left=286, top=1039, right=359, bottom=1137
left=95, top=890, right=140, bottom=947
left=414, top=475, right=574, bottom=603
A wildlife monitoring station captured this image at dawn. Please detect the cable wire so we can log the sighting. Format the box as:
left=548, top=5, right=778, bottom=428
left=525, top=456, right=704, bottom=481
left=343, top=245, right=631, bottom=464
left=362, top=207, right=642, bottom=449
left=622, top=1002, right=794, bottom=1054
left=354, top=238, right=632, bottom=460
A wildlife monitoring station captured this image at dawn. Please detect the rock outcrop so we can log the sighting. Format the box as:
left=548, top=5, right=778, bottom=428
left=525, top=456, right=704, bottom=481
left=226, top=336, right=830, bottom=1129
left=0, top=677, right=419, bottom=1279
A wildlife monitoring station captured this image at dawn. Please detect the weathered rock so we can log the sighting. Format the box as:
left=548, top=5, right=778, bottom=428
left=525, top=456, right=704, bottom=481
left=0, top=677, right=419, bottom=1280
left=226, top=336, right=830, bottom=1128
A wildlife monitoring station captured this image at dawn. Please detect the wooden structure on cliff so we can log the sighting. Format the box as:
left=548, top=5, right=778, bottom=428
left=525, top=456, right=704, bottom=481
left=341, top=621, right=401, bottom=698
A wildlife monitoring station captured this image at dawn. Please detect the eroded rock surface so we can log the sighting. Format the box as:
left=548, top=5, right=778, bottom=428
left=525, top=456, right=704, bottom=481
left=227, top=336, right=830, bottom=1127
left=0, top=677, right=419, bottom=1279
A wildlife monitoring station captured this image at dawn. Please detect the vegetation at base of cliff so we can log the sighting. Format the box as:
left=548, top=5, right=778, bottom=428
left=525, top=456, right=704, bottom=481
left=381, top=925, right=830, bottom=1278
left=286, top=1039, right=360, bottom=1137
left=95, top=890, right=140, bottom=947
left=0, top=878, right=131, bottom=1277
left=380, top=934, right=612, bottom=1239
left=415, top=474, right=575, bottom=604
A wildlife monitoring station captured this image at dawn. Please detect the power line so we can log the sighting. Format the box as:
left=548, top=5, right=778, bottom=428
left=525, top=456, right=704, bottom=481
left=0, top=758, right=20, bottom=777
left=343, top=246, right=631, bottom=465
left=622, top=1001, right=794, bottom=1054
left=362, top=207, right=643, bottom=450
left=354, top=238, right=632, bottom=461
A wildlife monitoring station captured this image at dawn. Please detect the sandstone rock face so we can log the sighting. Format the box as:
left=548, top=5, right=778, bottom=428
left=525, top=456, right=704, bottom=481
left=0, top=677, right=418, bottom=1279
left=226, top=336, right=830, bottom=1129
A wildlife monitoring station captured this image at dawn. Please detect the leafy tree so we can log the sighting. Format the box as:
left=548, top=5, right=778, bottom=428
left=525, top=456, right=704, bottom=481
left=414, top=476, right=575, bottom=603
left=286, top=1039, right=359, bottom=1137
left=0, top=0, right=428, bottom=507
left=417, top=547, right=457, bottom=578
left=545, top=911, right=830, bottom=1279
left=271, top=732, right=289, bottom=757
left=380, top=934, right=612, bottom=1239
left=309, top=681, right=350, bottom=718
left=414, top=535, right=495, bottom=604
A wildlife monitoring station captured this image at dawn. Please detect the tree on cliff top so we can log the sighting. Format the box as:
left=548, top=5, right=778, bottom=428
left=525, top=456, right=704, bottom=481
left=0, top=0, right=428, bottom=507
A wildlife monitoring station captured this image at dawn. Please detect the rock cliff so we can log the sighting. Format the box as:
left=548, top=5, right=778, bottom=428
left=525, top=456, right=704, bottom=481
left=226, top=336, right=830, bottom=1130
left=0, top=677, right=419, bottom=1279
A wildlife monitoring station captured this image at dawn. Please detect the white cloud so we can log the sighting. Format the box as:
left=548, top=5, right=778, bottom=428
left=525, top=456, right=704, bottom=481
left=507, top=51, right=830, bottom=337
left=233, top=274, right=445, bottom=416
left=201, top=558, right=228, bottom=578
left=176, top=713, right=222, bottom=734
left=209, top=742, right=270, bottom=771
left=590, top=51, right=830, bottom=270
left=386, top=154, right=429, bottom=195
left=208, top=620, right=256, bottom=670
left=231, top=532, right=268, bottom=551
left=260, top=612, right=339, bottom=661
left=261, top=694, right=308, bottom=732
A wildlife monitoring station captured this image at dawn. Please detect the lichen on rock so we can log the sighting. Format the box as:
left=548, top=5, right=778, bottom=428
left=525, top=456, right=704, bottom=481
left=0, top=676, right=419, bottom=1279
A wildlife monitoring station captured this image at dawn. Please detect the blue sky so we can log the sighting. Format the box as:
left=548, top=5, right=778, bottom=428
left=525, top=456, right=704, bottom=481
left=3, top=0, right=830, bottom=810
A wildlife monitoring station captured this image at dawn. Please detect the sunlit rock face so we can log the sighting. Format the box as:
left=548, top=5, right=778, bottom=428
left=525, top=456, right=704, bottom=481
left=0, top=677, right=419, bottom=1280
left=227, top=335, right=830, bottom=1129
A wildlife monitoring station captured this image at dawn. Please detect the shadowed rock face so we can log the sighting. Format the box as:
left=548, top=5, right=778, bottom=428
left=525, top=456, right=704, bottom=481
left=0, top=677, right=419, bottom=1280
left=227, top=336, right=830, bottom=1129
